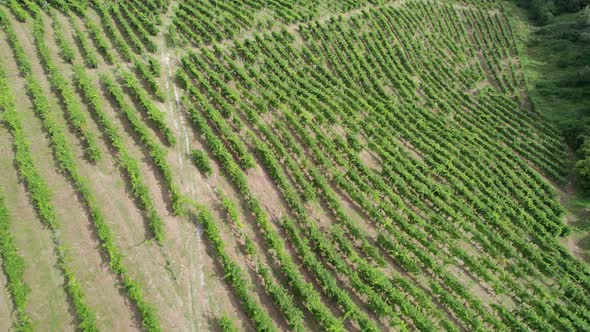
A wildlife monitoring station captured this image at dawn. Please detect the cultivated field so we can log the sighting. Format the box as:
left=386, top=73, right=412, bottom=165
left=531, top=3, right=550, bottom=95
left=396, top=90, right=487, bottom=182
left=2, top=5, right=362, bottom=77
left=0, top=0, right=588, bottom=331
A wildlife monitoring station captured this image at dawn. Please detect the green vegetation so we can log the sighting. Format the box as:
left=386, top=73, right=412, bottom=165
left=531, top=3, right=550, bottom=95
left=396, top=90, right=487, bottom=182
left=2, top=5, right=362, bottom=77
left=74, top=65, right=165, bottom=244
left=51, top=12, right=75, bottom=63
left=217, top=315, right=238, bottom=332
left=0, top=16, right=98, bottom=328
left=32, top=11, right=102, bottom=162
left=102, top=74, right=183, bottom=215
left=86, top=19, right=115, bottom=64
left=70, top=14, right=99, bottom=68
left=194, top=205, right=278, bottom=332
left=134, top=58, right=166, bottom=102
left=515, top=0, right=590, bottom=24
left=0, top=195, right=32, bottom=332
left=1, top=7, right=161, bottom=331
left=120, top=70, right=175, bottom=146
left=511, top=4, right=590, bottom=190
left=190, top=149, right=212, bottom=176
left=0, top=0, right=589, bottom=331
left=215, top=188, right=307, bottom=331
left=7, top=0, right=28, bottom=22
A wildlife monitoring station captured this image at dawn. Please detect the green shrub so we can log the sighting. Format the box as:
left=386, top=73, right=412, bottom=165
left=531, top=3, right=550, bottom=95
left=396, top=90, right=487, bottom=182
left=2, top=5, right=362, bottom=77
left=191, top=149, right=213, bottom=176
left=218, top=315, right=238, bottom=332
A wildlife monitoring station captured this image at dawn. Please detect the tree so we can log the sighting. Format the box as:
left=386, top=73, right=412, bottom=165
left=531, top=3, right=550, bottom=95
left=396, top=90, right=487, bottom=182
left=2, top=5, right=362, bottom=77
left=577, top=5, right=590, bottom=26
left=530, top=0, right=555, bottom=24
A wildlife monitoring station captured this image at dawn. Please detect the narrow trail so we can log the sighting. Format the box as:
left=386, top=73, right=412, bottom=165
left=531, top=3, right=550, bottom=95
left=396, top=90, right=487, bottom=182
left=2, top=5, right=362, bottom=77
left=157, top=2, right=210, bottom=329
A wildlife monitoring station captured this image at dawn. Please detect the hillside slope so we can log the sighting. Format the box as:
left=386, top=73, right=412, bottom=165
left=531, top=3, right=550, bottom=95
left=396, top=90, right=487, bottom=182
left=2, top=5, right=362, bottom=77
left=0, top=0, right=588, bottom=331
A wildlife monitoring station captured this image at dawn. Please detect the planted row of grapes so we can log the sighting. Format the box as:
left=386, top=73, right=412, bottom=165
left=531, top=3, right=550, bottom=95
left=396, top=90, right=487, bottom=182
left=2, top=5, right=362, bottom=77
left=43, top=0, right=183, bottom=220
left=180, top=67, right=406, bottom=330
left=171, top=0, right=389, bottom=46
left=0, top=7, right=161, bottom=331
left=0, top=49, right=98, bottom=331
left=298, top=9, right=588, bottom=322
left=179, top=48, right=467, bottom=330
left=33, top=0, right=166, bottom=109
left=29, top=0, right=176, bottom=246
left=1, top=0, right=201, bottom=329
left=179, top=93, right=348, bottom=331
left=183, top=31, right=512, bottom=330
left=101, top=74, right=183, bottom=215
left=353, top=4, right=587, bottom=288
left=31, top=9, right=102, bottom=161
left=0, top=188, right=31, bottom=331
left=1, top=0, right=587, bottom=330
left=214, top=188, right=308, bottom=331
left=170, top=1, right=589, bottom=329
left=320, top=3, right=590, bottom=322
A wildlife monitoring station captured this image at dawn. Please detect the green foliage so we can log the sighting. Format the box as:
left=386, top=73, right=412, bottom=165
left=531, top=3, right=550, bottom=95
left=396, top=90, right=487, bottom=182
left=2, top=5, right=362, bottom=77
left=257, top=265, right=305, bottom=332
left=8, top=0, right=28, bottom=22
left=215, top=188, right=307, bottom=330
left=516, top=4, right=590, bottom=190
left=0, top=24, right=98, bottom=329
left=2, top=1, right=589, bottom=331
left=577, top=5, right=590, bottom=26
left=181, top=95, right=344, bottom=331
left=116, top=1, right=157, bottom=52
left=70, top=15, right=98, bottom=68
left=120, top=69, right=175, bottom=145
left=86, top=19, right=115, bottom=64
left=101, top=74, right=183, bottom=215
left=191, top=149, right=213, bottom=176
left=218, top=315, right=238, bottom=332
left=516, top=0, right=590, bottom=24
left=575, top=139, right=590, bottom=187
left=74, top=65, right=165, bottom=244
left=172, top=6, right=590, bottom=330
left=195, top=206, right=278, bottom=332
left=0, top=195, right=32, bottom=331
left=147, top=56, right=161, bottom=77
left=1, top=10, right=160, bottom=331
left=109, top=3, right=153, bottom=54
left=177, top=68, right=256, bottom=170
left=134, top=58, right=166, bottom=102
left=94, top=1, right=133, bottom=62
left=51, top=13, right=75, bottom=63
left=215, top=189, right=241, bottom=227
left=32, top=13, right=102, bottom=162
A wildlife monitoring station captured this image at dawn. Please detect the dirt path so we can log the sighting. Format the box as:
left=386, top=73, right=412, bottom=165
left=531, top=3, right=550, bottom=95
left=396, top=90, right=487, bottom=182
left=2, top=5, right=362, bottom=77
left=157, top=2, right=212, bottom=329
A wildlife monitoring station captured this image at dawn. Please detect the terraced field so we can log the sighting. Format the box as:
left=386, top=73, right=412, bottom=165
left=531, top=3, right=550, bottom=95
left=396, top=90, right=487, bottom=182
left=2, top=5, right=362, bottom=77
left=0, top=0, right=588, bottom=331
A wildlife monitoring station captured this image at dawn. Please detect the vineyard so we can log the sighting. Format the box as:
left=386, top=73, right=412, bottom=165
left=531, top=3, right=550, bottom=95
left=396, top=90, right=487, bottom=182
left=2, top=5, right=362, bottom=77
left=0, top=0, right=588, bottom=331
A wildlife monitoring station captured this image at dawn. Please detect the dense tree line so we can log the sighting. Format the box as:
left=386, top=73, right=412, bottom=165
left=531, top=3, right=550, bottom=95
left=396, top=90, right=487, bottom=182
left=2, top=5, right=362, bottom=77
left=515, top=0, right=590, bottom=24
left=516, top=2, right=590, bottom=189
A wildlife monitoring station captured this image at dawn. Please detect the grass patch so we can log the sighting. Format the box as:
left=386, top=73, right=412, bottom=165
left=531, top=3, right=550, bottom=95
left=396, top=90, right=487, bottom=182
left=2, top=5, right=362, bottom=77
left=509, top=3, right=590, bottom=187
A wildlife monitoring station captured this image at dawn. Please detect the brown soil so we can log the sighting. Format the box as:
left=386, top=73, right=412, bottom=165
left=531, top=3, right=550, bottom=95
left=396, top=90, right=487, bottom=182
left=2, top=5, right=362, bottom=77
left=359, top=149, right=382, bottom=172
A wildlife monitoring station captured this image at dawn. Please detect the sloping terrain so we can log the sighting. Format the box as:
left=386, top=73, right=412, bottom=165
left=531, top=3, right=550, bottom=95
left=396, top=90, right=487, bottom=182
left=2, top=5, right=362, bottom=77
left=0, top=0, right=588, bottom=331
